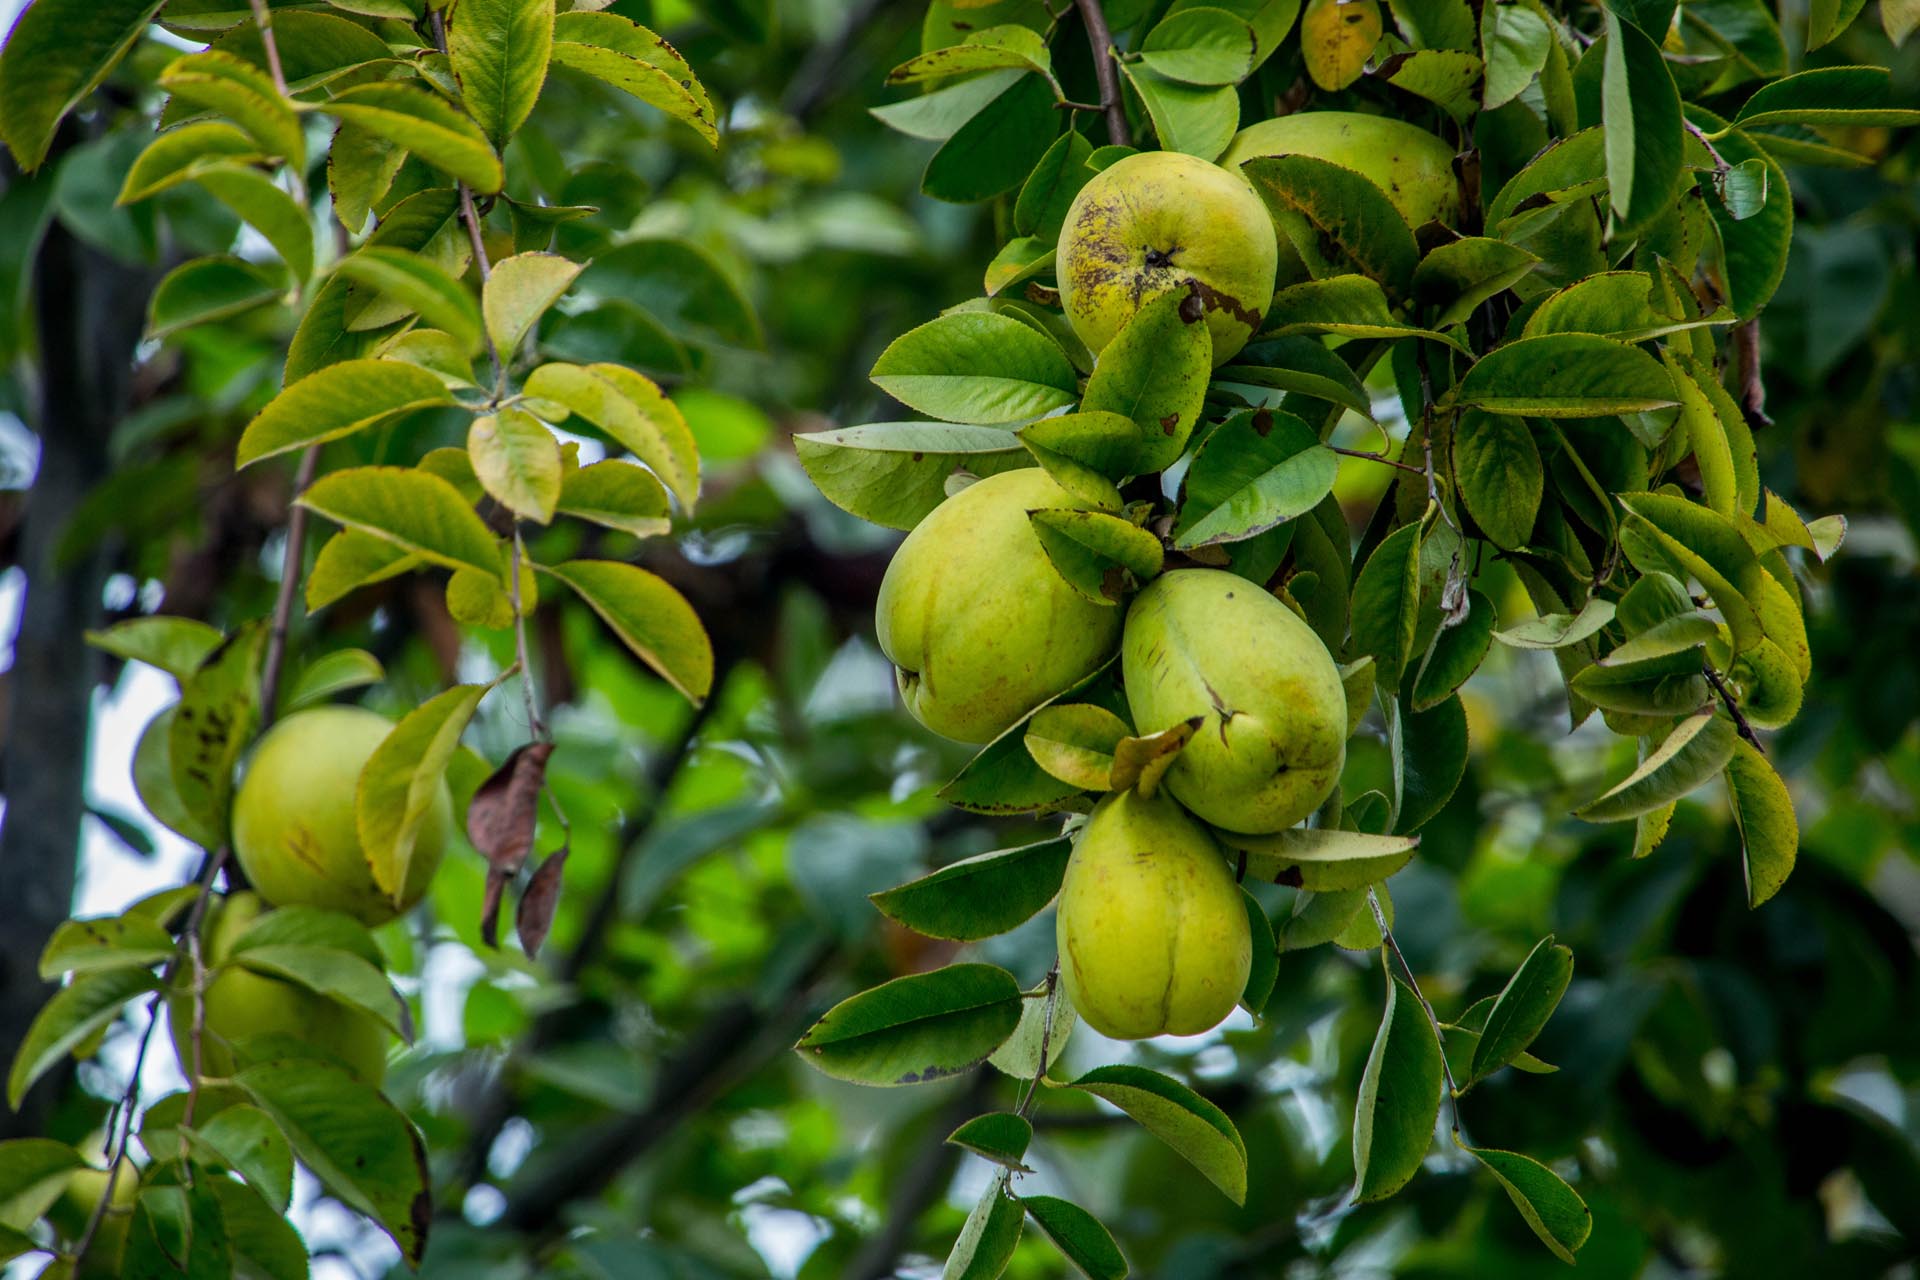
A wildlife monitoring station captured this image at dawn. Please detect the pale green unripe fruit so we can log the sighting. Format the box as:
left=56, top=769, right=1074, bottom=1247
left=1220, top=111, right=1461, bottom=230
left=1057, top=790, right=1251, bottom=1040
left=169, top=891, right=390, bottom=1086
left=232, top=705, right=451, bottom=926
left=1123, top=569, right=1347, bottom=834
left=876, top=468, right=1123, bottom=744
left=1056, top=150, right=1278, bottom=366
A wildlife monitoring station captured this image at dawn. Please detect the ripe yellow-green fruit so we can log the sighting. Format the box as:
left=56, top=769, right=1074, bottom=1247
left=1123, top=569, right=1346, bottom=834
left=877, top=468, right=1123, bottom=744
left=1056, top=150, right=1278, bottom=366
left=1057, top=790, right=1251, bottom=1039
left=1220, top=111, right=1461, bottom=230
left=169, top=892, right=390, bottom=1085
left=232, top=705, right=451, bottom=925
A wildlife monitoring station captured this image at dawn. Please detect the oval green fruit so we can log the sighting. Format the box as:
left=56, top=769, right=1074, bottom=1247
left=1123, top=569, right=1346, bottom=834
left=1057, top=790, right=1251, bottom=1039
left=1220, top=111, right=1461, bottom=230
left=232, top=705, right=451, bottom=925
left=1056, top=150, right=1278, bottom=366
left=168, top=891, right=391, bottom=1085
left=876, top=468, right=1123, bottom=744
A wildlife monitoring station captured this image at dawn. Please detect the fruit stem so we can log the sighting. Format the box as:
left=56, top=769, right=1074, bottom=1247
left=1327, top=443, right=1426, bottom=478
left=1016, top=962, right=1062, bottom=1119
left=1703, top=663, right=1764, bottom=753
left=509, top=529, right=547, bottom=742
left=1071, top=0, right=1131, bottom=147
left=258, top=445, right=320, bottom=734
left=1366, top=886, right=1464, bottom=1122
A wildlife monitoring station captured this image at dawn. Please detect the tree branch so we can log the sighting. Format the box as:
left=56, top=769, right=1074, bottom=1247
left=257, top=445, right=319, bottom=729
left=1072, top=0, right=1130, bottom=147
left=1704, top=664, right=1764, bottom=753
left=1367, top=887, right=1462, bottom=1120
left=845, top=1071, right=998, bottom=1280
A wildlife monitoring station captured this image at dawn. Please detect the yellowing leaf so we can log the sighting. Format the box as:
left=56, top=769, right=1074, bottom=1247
left=1303, top=0, right=1382, bottom=90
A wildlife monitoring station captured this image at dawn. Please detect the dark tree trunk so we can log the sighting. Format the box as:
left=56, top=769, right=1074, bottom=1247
left=0, top=176, right=152, bottom=1139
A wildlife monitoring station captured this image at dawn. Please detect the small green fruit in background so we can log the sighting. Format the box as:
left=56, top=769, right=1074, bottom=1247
left=168, top=891, right=391, bottom=1085
left=1056, top=150, right=1278, bottom=366
left=1057, top=789, right=1251, bottom=1039
left=1124, top=569, right=1347, bottom=834
left=1219, top=111, right=1462, bottom=230
left=876, top=468, right=1123, bottom=744
left=232, top=705, right=450, bottom=925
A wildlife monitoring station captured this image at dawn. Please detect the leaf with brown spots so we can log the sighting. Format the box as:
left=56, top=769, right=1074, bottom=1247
left=515, top=841, right=570, bottom=958
left=169, top=621, right=267, bottom=849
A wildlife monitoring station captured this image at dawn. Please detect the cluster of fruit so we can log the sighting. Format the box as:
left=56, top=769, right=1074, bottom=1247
left=172, top=706, right=453, bottom=1086
left=872, top=115, right=1459, bottom=1043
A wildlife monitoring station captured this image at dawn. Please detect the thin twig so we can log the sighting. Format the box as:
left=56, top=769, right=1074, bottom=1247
left=1366, top=887, right=1462, bottom=1118
left=1016, top=963, right=1061, bottom=1119
left=1683, top=118, right=1730, bottom=178
left=1329, top=443, right=1426, bottom=478
left=1733, top=319, right=1769, bottom=426
left=1071, top=0, right=1130, bottom=147
left=246, top=0, right=289, bottom=96
left=257, top=446, right=319, bottom=728
left=1703, top=665, right=1764, bottom=753
left=430, top=9, right=505, bottom=390
left=509, top=529, right=545, bottom=741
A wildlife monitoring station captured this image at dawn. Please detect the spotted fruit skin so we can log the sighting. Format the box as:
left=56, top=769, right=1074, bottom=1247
left=1220, top=111, right=1462, bottom=229
left=876, top=468, right=1122, bottom=744
left=1055, top=151, right=1278, bottom=367
left=1057, top=790, right=1251, bottom=1040
left=168, top=891, right=390, bottom=1085
left=1123, top=569, right=1346, bottom=834
left=232, top=705, right=451, bottom=925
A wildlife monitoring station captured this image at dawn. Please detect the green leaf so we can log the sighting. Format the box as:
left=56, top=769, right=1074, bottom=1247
left=1353, top=969, right=1443, bottom=1201
left=236, top=360, right=453, bottom=467
left=1449, top=411, right=1539, bottom=550
left=1599, top=11, right=1683, bottom=230
left=1395, top=692, right=1469, bottom=833
left=306, top=531, right=418, bottom=610
left=1024, top=705, right=1130, bottom=790
left=1142, top=7, right=1258, bottom=83
left=158, top=50, right=302, bottom=166
left=1809, top=0, right=1873, bottom=47
left=170, top=623, right=266, bottom=848
left=118, top=121, right=260, bottom=203
left=870, top=837, right=1072, bottom=942
left=578, top=236, right=758, bottom=349
left=483, top=251, right=579, bottom=358
left=1459, top=1139, right=1592, bottom=1262
left=322, top=83, right=504, bottom=193
left=1242, top=156, right=1419, bottom=295
left=550, top=16, right=718, bottom=144
left=191, top=164, right=315, bottom=282
left=357, top=682, right=491, bottom=907
left=555, top=459, right=671, bottom=538
left=871, top=69, right=1025, bottom=141
left=1082, top=290, right=1213, bottom=472
left=1386, top=48, right=1483, bottom=115
left=1468, top=935, right=1572, bottom=1084
left=1023, top=1196, right=1128, bottom=1280
left=283, top=648, right=384, bottom=712
left=193, top=1105, right=294, bottom=1211
left=84, top=616, right=223, bottom=682
left=1734, top=66, right=1919, bottom=128
left=229, top=904, right=383, bottom=968
left=0, top=0, right=167, bottom=169
left=1351, top=523, right=1422, bottom=689
left=334, top=246, right=482, bottom=352
left=1412, top=590, right=1494, bottom=710
left=924, top=73, right=1057, bottom=202
left=1482, top=3, right=1551, bottom=108
left=1494, top=598, right=1615, bottom=649
left=0, top=1137, right=89, bottom=1230
left=1029, top=510, right=1165, bottom=605
left=1571, top=647, right=1708, bottom=715
left=231, top=945, right=406, bottom=1037
left=1214, top=829, right=1418, bottom=891
left=147, top=256, right=287, bottom=339
left=1617, top=491, right=1767, bottom=651
left=1240, top=887, right=1279, bottom=1015
left=1119, top=63, right=1240, bottom=161
left=1109, top=719, right=1202, bottom=797
left=947, top=1113, right=1033, bottom=1171
left=1456, top=334, right=1676, bottom=417
left=946, top=1180, right=1024, bottom=1280
left=1412, top=237, right=1541, bottom=327
left=795, top=424, right=1028, bottom=531
left=796, top=964, right=1024, bottom=1086
left=8, top=968, right=156, bottom=1108
left=235, top=1057, right=431, bottom=1265
left=300, top=466, right=501, bottom=578
left=1018, top=413, right=1134, bottom=507
left=1175, top=410, right=1337, bottom=549
left=38, top=914, right=176, bottom=979
left=1725, top=737, right=1796, bottom=907
left=889, top=24, right=1051, bottom=83
left=1576, top=710, right=1738, bottom=821
left=448, top=0, right=553, bottom=148
left=1341, top=657, right=1378, bottom=731
left=1222, top=337, right=1373, bottom=418
left=134, top=706, right=220, bottom=848
left=1260, top=275, right=1460, bottom=351
left=1599, top=611, right=1721, bottom=666
left=1692, top=107, right=1792, bottom=319
left=522, top=362, right=698, bottom=510
left=941, top=702, right=1092, bottom=816
left=469, top=408, right=562, bottom=523
left=1014, top=129, right=1094, bottom=240
left=1068, top=1065, right=1248, bottom=1203
left=541, top=559, right=713, bottom=703
left=870, top=312, right=1078, bottom=425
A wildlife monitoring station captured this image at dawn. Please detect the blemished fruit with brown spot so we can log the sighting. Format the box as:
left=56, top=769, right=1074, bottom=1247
left=168, top=891, right=391, bottom=1086
left=877, top=468, right=1123, bottom=744
left=1123, top=569, right=1347, bottom=834
left=232, top=705, right=450, bottom=925
left=1220, top=111, right=1461, bottom=230
left=1057, top=789, right=1251, bottom=1039
left=1055, top=150, right=1278, bottom=367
